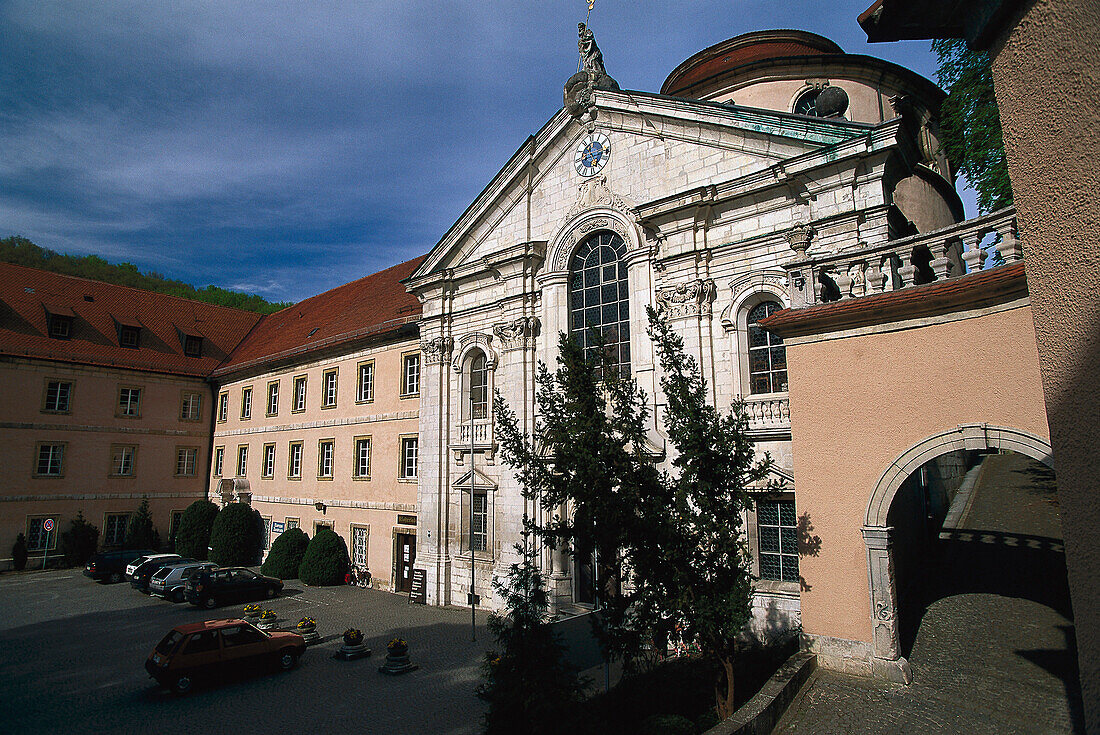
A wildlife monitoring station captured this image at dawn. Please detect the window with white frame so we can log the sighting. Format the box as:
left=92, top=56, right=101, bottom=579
left=354, top=437, right=371, bottom=478
left=357, top=361, right=374, bottom=403
left=757, top=499, right=799, bottom=583
left=318, top=440, right=334, bottom=478
left=176, top=447, right=197, bottom=476
left=35, top=443, right=65, bottom=476
left=401, top=354, right=420, bottom=397
left=26, top=516, right=59, bottom=551
left=747, top=301, right=787, bottom=394
left=569, top=230, right=630, bottom=377
left=267, top=382, right=279, bottom=416
left=262, top=444, right=275, bottom=478
left=180, top=391, right=201, bottom=421
left=213, top=446, right=224, bottom=477
left=467, top=351, right=488, bottom=420
left=236, top=446, right=248, bottom=477
left=111, top=445, right=136, bottom=477
left=293, top=376, right=307, bottom=412
left=400, top=436, right=418, bottom=479
left=43, top=380, right=72, bottom=413
left=240, top=387, right=252, bottom=419
left=285, top=517, right=300, bottom=530
left=103, top=513, right=129, bottom=546
left=322, top=369, right=338, bottom=408
left=48, top=315, right=72, bottom=339
left=118, top=387, right=141, bottom=417
left=262, top=517, right=272, bottom=549
left=288, top=442, right=302, bottom=478
left=351, top=526, right=369, bottom=567
left=217, top=393, right=228, bottom=422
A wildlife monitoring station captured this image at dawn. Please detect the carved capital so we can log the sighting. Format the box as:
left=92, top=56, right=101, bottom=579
left=493, top=317, right=540, bottom=351
left=656, top=279, right=716, bottom=319
left=420, top=336, right=453, bottom=365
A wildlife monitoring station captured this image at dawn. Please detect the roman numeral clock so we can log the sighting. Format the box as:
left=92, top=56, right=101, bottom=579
left=574, top=132, right=611, bottom=177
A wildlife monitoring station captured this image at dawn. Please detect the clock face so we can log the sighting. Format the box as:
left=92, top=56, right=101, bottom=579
left=574, top=132, right=611, bottom=177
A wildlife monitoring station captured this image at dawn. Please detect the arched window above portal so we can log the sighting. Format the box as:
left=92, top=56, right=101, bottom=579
left=746, top=300, right=787, bottom=394
left=569, top=231, right=630, bottom=377
left=462, top=348, right=489, bottom=422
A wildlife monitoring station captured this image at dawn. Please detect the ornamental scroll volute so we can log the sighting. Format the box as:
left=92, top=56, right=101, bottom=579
left=420, top=336, right=453, bottom=365
left=493, top=317, right=540, bottom=352
left=655, top=279, right=717, bottom=319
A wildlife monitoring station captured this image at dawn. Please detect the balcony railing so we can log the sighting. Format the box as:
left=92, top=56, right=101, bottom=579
left=743, top=395, right=790, bottom=435
left=458, top=421, right=492, bottom=445
left=785, top=208, right=1020, bottom=308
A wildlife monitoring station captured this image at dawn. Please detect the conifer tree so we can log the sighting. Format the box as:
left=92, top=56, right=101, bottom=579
left=125, top=496, right=158, bottom=550
left=60, top=511, right=99, bottom=566
left=174, top=500, right=219, bottom=560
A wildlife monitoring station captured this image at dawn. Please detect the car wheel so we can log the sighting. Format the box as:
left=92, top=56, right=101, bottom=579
left=171, top=675, right=192, bottom=695
left=203, top=596, right=217, bottom=609
left=171, top=589, right=184, bottom=603
left=108, top=572, right=122, bottom=584
left=265, top=586, right=276, bottom=599
left=278, top=650, right=298, bottom=671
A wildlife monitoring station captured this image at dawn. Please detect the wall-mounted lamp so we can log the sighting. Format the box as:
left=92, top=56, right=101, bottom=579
left=314, top=501, right=326, bottom=514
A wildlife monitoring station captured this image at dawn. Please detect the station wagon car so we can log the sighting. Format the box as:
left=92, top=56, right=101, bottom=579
left=148, top=561, right=216, bottom=602
left=145, top=619, right=304, bottom=694
left=125, top=553, right=180, bottom=581
left=83, top=549, right=156, bottom=583
left=130, top=556, right=191, bottom=592
left=184, top=567, right=283, bottom=608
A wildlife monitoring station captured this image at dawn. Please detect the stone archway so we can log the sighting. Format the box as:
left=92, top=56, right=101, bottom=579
left=861, top=423, right=1054, bottom=683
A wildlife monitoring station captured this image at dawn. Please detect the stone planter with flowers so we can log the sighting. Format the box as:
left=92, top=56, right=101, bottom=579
left=379, top=637, right=418, bottom=675
left=296, top=616, right=320, bottom=645
left=335, top=627, right=370, bottom=660
left=257, top=609, right=278, bottom=630
left=243, top=604, right=262, bottom=622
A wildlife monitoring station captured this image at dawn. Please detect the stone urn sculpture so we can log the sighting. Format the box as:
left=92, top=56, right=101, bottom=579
left=336, top=628, right=370, bottom=660
left=379, top=637, right=418, bottom=675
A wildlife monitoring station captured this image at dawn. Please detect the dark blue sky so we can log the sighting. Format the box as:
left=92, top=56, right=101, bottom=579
left=0, top=1, right=971, bottom=303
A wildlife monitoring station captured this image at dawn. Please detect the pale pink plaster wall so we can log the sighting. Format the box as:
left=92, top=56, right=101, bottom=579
left=788, top=304, right=1049, bottom=644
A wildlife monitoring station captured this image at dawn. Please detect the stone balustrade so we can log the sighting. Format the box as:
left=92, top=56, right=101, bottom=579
left=785, top=207, right=1021, bottom=308
left=744, top=395, right=791, bottom=435
left=458, top=421, right=492, bottom=445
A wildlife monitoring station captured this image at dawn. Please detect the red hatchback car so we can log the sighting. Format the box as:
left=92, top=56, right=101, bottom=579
left=146, top=619, right=305, bottom=694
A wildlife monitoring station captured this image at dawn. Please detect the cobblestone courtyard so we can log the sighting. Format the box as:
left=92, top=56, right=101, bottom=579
left=776, top=453, right=1085, bottom=734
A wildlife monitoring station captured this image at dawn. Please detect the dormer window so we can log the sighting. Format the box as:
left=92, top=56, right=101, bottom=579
left=48, top=315, right=72, bottom=339
left=119, top=325, right=140, bottom=349
left=183, top=334, right=203, bottom=357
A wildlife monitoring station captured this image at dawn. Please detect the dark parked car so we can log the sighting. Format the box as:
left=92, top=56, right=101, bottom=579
left=184, top=568, right=283, bottom=608
left=149, top=562, right=217, bottom=602
left=130, top=556, right=194, bottom=592
left=83, top=549, right=157, bottom=583
left=145, top=618, right=304, bottom=694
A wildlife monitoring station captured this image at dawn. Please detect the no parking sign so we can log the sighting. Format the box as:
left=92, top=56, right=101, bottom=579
left=43, top=518, right=54, bottom=533
left=41, top=518, right=54, bottom=569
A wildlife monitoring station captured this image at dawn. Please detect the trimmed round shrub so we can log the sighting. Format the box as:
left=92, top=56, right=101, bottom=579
left=60, top=512, right=100, bottom=566
left=297, top=527, right=349, bottom=586
left=12, top=533, right=28, bottom=571
left=209, top=503, right=264, bottom=567
left=174, top=500, right=219, bottom=560
left=261, top=527, right=309, bottom=579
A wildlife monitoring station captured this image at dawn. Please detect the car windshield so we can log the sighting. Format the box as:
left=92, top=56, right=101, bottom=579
left=156, top=631, right=184, bottom=655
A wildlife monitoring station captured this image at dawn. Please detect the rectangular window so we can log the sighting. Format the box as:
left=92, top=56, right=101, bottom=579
left=26, top=516, right=60, bottom=552
left=285, top=517, right=300, bottom=530
left=176, top=447, right=197, bottom=477
left=356, top=361, right=374, bottom=403
left=180, top=391, right=202, bottom=421
left=322, top=369, right=338, bottom=408
left=240, top=387, right=252, bottom=420
left=111, top=445, right=136, bottom=477
left=318, top=439, right=334, bottom=478
left=757, top=499, right=799, bottom=583
left=48, top=315, right=72, bottom=339
left=169, top=510, right=184, bottom=543
left=354, top=437, right=371, bottom=478
left=471, top=491, right=488, bottom=552
left=288, top=442, right=302, bottom=479
left=43, top=380, right=72, bottom=413
left=400, top=436, right=418, bottom=479
left=213, top=446, right=224, bottom=477
left=351, top=525, right=369, bottom=567
left=266, top=381, right=279, bottom=416
left=401, top=354, right=421, bottom=397
left=35, top=443, right=65, bottom=476
left=183, top=335, right=202, bottom=357
left=262, top=444, right=275, bottom=478
left=118, top=325, right=140, bottom=349
left=217, top=393, right=228, bottom=422
left=118, top=387, right=141, bottom=417
left=236, top=445, right=248, bottom=477
left=293, top=376, right=307, bottom=412
left=262, top=517, right=272, bottom=550
left=103, top=513, right=129, bottom=546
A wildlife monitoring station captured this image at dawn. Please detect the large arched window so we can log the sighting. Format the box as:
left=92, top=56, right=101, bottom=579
left=569, top=231, right=630, bottom=376
left=747, top=301, right=787, bottom=393
left=469, top=351, right=488, bottom=420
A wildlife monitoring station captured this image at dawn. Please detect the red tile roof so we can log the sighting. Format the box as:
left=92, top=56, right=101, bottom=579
left=214, top=255, right=426, bottom=376
left=761, top=261, right=1028, bottom=338
left=0, top=262, right=261, bottom=376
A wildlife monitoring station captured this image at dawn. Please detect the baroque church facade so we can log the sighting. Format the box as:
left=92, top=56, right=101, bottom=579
left=407, top=27, right=962, bottom=636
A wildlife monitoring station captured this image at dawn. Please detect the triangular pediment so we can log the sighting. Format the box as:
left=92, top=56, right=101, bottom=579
left=452, top=468, right=497, bottom=491
left=407, top=88, right=872, bottom=287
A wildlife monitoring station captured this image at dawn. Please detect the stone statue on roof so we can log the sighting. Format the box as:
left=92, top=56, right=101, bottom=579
left=565, top=23, right=619, bottom=121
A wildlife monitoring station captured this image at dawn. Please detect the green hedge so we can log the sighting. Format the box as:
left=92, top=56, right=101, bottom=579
left=261, top=527, right=309, bottom=579
left=174, top=500, right=219, bottom=560
left=209, top=503, right=264, bottom=567
left=298, top=527, right=349, bottom=586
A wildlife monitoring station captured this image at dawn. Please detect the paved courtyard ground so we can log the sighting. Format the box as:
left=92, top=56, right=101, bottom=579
left=0, top=572, right=495, bottom=735
left=775, top=452, right=1085, bottom=734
